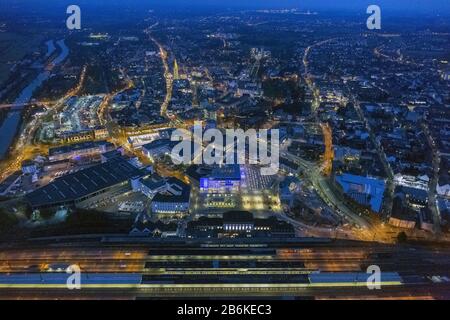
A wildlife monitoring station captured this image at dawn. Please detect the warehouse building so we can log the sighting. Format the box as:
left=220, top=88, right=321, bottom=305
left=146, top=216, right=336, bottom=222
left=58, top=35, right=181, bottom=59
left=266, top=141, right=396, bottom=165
left=26, top=158, right=145, bottom=210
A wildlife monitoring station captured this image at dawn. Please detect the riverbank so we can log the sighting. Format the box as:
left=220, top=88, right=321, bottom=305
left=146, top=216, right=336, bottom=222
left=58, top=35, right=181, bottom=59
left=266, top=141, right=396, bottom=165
left=0, top=39, right=69, bottom=160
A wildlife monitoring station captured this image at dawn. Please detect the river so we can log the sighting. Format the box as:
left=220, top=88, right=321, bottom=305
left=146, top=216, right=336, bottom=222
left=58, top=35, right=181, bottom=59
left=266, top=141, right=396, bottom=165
left=0, top=39, right=69, bottom=159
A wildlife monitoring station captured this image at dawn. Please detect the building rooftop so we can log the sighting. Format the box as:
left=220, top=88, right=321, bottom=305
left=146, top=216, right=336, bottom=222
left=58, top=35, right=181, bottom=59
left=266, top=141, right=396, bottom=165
left=280, top=158, right=300, bottom=171
left=210, top=165, right=241, bottom=181
left=336, top=173, right=386, bottom=213
left=26, top=158, right=143, bottom=207
left=49, top=140, right=113, bottom=157
left=186, top=165, right=212, bottom=183
left=142, top=139, right=175, bottom=151
left=152, top=177, right=191, bottom=203
left=395, top=186, right=429, bottom=203
left=223, top=211, right=254, bottom=223
left=101, top=149, right=122, bottom=160
left=140, top=174, right=166, bottom=190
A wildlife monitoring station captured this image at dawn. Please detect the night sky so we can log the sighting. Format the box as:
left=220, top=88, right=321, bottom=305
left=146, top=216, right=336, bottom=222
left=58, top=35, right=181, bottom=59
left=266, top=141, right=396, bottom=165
left=8, top=0, right=450, bottom=11
left=2, top=0, right=449, bottom=19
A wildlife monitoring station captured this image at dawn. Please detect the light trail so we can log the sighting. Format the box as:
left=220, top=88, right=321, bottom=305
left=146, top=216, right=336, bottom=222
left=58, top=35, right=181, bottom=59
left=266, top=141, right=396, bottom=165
left=320, top=123, right=333, bottom=176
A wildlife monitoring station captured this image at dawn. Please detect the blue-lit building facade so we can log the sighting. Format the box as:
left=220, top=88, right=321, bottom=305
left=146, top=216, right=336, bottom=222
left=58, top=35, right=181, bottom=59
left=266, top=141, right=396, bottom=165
left=200, top=165, right=243, bottom=194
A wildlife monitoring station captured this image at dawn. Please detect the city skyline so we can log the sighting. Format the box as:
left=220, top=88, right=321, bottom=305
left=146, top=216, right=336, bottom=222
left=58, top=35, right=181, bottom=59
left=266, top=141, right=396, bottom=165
left=4, top=0, right=450, bottom=14
left=0, top=0, right=449, bottom=302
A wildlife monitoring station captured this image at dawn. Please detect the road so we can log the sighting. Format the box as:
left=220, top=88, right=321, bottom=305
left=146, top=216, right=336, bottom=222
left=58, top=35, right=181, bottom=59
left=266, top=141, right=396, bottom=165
left=0, top=65, right=87, bottom=182
left=320, top=123, right=333, bottom=176
left=145, top=28, right=173, bottom=118
left=302, top=38, right=337, bottom=113
left=301, top=37, right=395, bottom=220
left=351, top=97, right=395, bottom=217
left=299, top=39, right=373, bottom=229
left=281, top=150, right=371, bottom=229
left=275, top=211, right=367, bottom=242
left=422, top=122, right=442, bottom=233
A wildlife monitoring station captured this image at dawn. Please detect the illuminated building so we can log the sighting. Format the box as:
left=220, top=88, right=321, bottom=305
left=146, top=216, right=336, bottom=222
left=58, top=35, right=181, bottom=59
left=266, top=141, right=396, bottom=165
left=200, top=165, right=242, bottom=194
left=142, top=139, right=176, bottom=162
left=21, top=160, right=38, bottom=175
left=442, top=71, right=450, bottom=81
left=130, top=216, right=179, bottom=237
left=223, top=211, right=254, bottom=233
left=186, top=211, right=295, bottom=238
left=131, top=174, right=167, bottom=199
left=151, top=178, right=191, bottom=216
left=335, top=173, right=385, bottom=213
left=173, top=59, right=180, bottom=80
left=48, top=140, right=115, bottom=162
left=94, top=126, right=109, bottom=140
